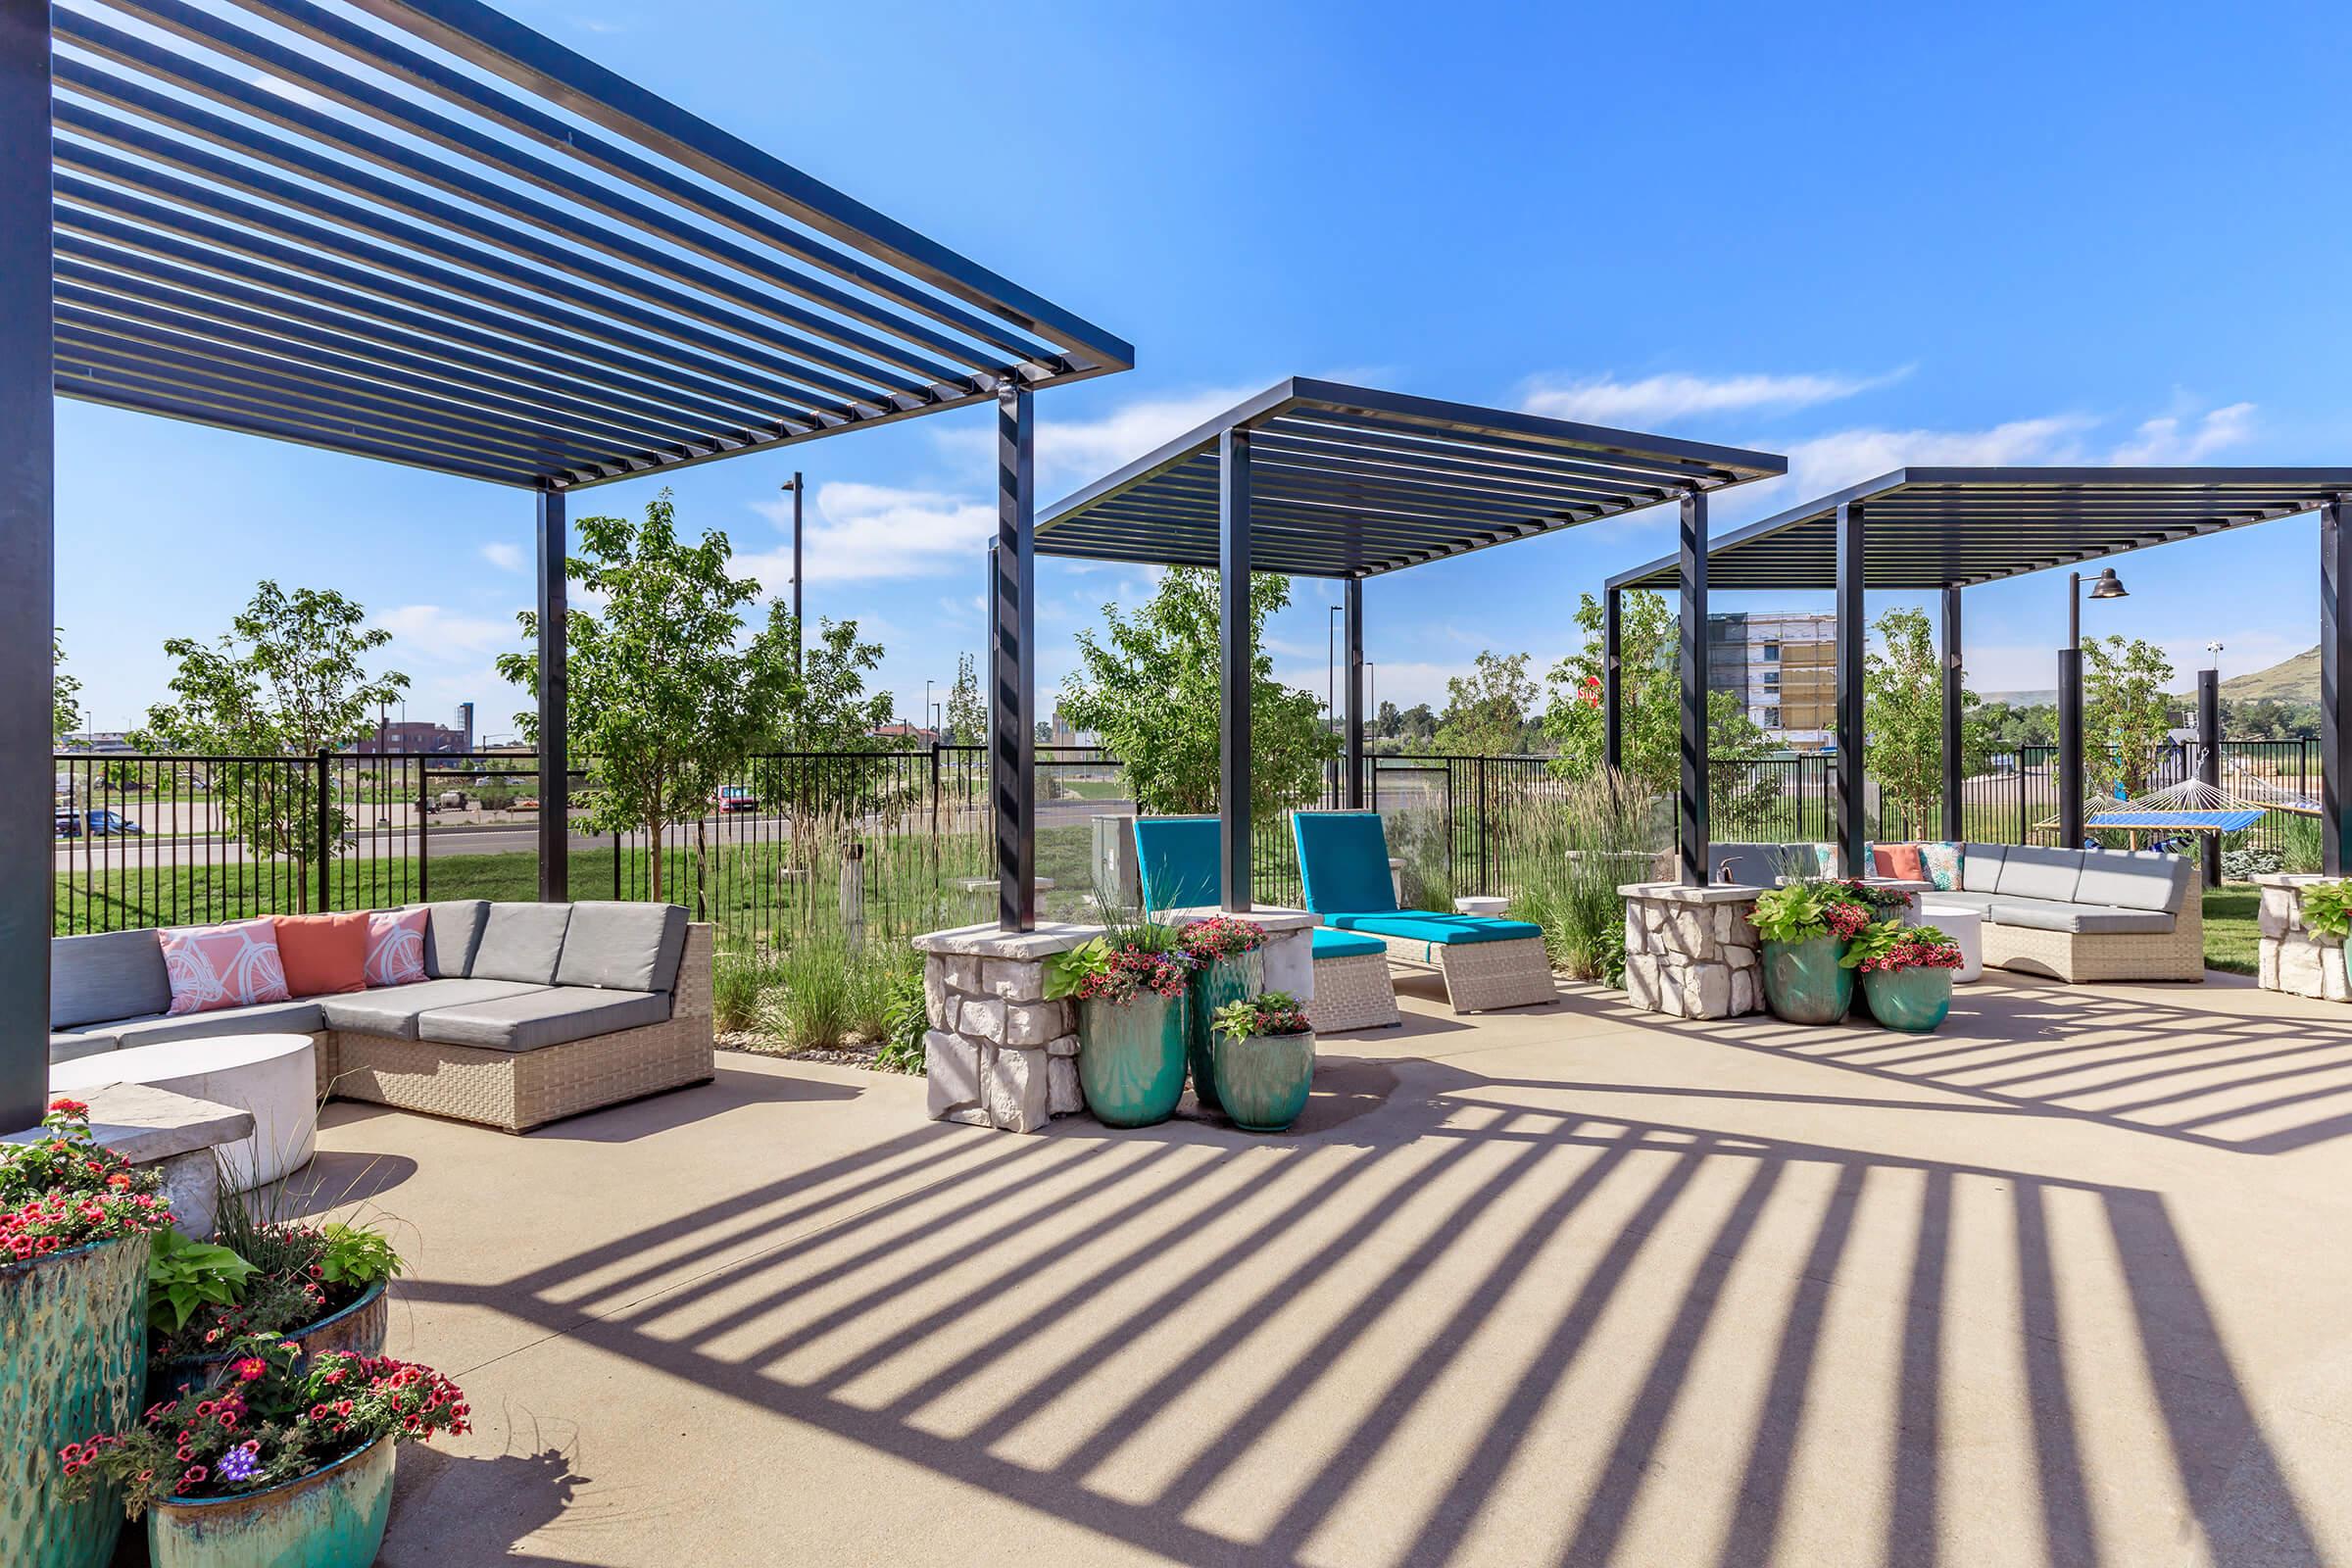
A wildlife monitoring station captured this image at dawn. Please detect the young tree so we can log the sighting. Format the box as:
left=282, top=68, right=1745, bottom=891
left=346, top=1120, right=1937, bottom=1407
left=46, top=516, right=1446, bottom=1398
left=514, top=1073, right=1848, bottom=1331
left=1544, top=590, right=1679, bottom=796
left=945, top=652, right=986, bottom=747
left=1435, top=651, right=1540, bottom=757
left=141, top=582, right=409, bottom=910
left=2081, top=634, right=2178, bottom=801
left=1863, top=607, right=1983, bottom=837
left=746, top=610, right=903, bottom=870
left=496, top=492, right=794, bottom=906
left=53, top=632, right=80, bottom=742
left=1057, top=567, right=1336, bottom=817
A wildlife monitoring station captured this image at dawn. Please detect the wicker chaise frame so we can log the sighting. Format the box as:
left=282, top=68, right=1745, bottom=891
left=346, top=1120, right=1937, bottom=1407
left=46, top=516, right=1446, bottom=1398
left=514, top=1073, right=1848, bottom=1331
left=1309, top=951, right=1401, bottom=1032
left=1978, top=872, right=2206, bottom=984
left=1359, top=930, right=1556, bottom=1012
left=312, top=924, right=715, bottom=1133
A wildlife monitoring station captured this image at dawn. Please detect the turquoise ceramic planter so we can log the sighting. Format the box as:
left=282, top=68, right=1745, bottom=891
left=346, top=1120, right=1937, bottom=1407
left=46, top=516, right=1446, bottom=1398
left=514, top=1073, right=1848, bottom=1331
left=1862, top=966, right=1952, bottom=1032
left=1186, top=950, right=1264, bottom=1112
left=150, top=1277, right=390, bottom=1404
left=1211, top=1029, right=1315, bottom=1133
left=148, top=1433, right=396, bottom=1568
left=1761, top=936, right=1854, bottom=1025
left=1, top=1234, right=148, bottom=1568
left=1078, top=992, right=1189, bottom=1128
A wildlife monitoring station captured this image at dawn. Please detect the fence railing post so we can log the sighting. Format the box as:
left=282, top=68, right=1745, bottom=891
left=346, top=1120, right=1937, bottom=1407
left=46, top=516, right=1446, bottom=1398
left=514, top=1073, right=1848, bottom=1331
left=314, top=748, right=332, bottom=913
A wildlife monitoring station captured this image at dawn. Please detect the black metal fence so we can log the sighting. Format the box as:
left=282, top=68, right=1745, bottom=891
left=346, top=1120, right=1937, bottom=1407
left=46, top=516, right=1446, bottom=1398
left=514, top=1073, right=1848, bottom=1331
left=52, top=738, right=2327, bottom=944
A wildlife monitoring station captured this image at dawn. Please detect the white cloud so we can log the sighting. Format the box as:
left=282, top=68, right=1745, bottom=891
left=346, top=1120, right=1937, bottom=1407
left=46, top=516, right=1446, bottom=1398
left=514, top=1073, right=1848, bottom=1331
left=938, top=383, right=1265, bottom=493
left=2108, top=402, right=2257, bottom=465
left=479, top=542, right=524, bottom=572
left=745, top=481, right=993, bottom=585
left=1519, top=367, right=1910, bottom=424
left=372, top=605, right=517, bottom=662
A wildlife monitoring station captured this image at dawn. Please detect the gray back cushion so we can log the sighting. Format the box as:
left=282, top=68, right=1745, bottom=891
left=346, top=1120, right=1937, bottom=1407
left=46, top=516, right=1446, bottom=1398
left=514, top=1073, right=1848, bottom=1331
left=468, top=903, right=574, bottom=985
left=420, top=900, right=490, bottom=979
left=51, top=929, right=171, bottom=1029
left=1960, top=842, right=2008, bottom=893
left=1994, top=846, right=2085, bottom=903
left=2076, top=848, right=2194, bottom=913
left=555, top=903, right=689, bottom=993
left=1707, top=843, right=1827, bottom=888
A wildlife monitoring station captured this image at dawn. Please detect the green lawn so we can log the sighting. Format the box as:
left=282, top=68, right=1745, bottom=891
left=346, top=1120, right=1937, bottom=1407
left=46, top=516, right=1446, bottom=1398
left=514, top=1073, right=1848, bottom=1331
left=2204, top=884, right=2258, bottom=976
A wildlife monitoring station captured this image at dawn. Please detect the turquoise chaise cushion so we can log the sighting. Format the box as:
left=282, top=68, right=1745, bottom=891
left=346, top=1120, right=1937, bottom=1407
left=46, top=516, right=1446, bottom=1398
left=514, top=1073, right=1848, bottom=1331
left=1133, top=815, right=1221, bottom=913
left=1310, top=928, right=1386, bottom=959
left=1293, top=812, right=1400, bottom=915
left=1323, top=912, right=1544, bottom=946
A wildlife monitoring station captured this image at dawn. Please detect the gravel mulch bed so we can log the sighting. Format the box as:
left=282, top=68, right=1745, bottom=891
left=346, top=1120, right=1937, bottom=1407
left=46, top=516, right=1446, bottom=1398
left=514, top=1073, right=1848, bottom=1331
left=718, top=1031, right=888, bottom=1070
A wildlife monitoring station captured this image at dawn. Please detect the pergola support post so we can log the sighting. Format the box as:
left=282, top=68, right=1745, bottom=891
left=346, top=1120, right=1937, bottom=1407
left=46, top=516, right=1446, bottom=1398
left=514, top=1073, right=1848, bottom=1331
left=2058, top=646, right=2085, bottom=850
left=1602, top=584, right=1623, bottom=772
left=1343, top=576, right=1365, bottom=808
left=993, top=383, right=1036, bottom=932
left=1219, top=428, right=1252, bottom=911
left=1940, top=586, right=1965, bottom=842
left=1834, top=500, right=1865, bottom=874
left=2325, top=496, right=2351, bottom=876
left=1, top=0, right=52, bottom=1133
left=2196, top=666, right=2222, bottom=890
left=534, top=485, right=567, bottom=902
left=1678, top=493, right=1708, bottom=884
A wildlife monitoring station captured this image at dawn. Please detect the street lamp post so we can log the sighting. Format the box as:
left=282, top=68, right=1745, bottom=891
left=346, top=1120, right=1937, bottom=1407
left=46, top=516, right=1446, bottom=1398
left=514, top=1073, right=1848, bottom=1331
left=779, top=471, right=805, bottom=669
left=2059, top=566, right=2129, bottom=846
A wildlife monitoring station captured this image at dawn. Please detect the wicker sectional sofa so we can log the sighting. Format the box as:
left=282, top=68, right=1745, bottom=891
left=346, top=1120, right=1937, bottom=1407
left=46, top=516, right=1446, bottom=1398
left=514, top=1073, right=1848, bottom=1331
left=50, top=901, right=714, bottom=1133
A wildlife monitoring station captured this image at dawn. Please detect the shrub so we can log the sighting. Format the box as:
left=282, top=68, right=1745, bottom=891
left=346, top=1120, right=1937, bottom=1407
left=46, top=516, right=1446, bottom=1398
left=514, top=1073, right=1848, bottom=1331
left=875, top=963, right=928, bottom=1074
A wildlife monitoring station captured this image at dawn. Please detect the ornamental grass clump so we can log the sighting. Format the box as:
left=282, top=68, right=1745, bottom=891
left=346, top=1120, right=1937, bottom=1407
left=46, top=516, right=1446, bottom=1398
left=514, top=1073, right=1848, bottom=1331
left=59, top=1336, right=468, bottom=1514
left=1, top=1099, right=172, bottom=1260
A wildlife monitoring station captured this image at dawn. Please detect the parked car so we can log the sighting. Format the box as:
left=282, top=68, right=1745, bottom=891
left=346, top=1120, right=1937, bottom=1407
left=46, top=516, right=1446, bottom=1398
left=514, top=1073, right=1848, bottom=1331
left=713, top=787, right=759, bottom=813
left=54, top=809, right=79, bottom=838
left=84, top=808, right=143, bottom=836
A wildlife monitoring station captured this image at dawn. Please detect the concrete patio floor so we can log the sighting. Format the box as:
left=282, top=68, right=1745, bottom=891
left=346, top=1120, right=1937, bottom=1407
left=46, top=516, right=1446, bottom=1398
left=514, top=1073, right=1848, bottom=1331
left=304, top=967, right=2352, bottom=1567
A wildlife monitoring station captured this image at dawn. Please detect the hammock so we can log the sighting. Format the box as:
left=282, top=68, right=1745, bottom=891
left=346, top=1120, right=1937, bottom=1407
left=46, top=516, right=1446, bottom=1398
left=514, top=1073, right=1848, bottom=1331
left=2084, top=761, right=2265, bottom=834
left=2222, top=755, right=2323, bottom=816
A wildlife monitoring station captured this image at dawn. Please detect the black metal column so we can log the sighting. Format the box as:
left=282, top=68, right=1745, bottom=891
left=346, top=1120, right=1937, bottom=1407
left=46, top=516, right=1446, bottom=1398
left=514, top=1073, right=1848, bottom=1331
left=2196, top=667, right=2223, bottom=889
left=993, top=383, right=1036, bottom=931
left=0, top=0, right=51, bottom=1133
left=1677, top=493, right=1708, bottom=884
left=2058, top=647, right=2085, bottom=850
left=1602, top=585, right=1623, bottom=772
left=534, top=485, right=567, bottom=902
left=2325, top=497, right=2352, bottom=876
left=1219, top=428, right=1252, bottom=911
left=1834, top=500, right=1866, bottom=875
left=1941, top=586, right=1965, bottom=842
left=1343, top=575, right=1365, bottom=809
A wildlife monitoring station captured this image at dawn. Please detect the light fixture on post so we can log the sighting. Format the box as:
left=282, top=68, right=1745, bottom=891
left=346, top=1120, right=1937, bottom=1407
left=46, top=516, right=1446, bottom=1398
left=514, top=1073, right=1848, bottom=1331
left=2060, top=565, right=2129, bottom=846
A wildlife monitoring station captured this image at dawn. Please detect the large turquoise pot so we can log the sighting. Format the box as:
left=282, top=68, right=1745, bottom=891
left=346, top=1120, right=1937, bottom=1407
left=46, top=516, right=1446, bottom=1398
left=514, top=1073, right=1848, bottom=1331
left=1186, top=950, right=1264, bottom=1112
left=1761, top=936, right=1853, bottom=1025
left=1862, top=966, right=1952, bottom=1033
left=1078, top=992, right=1189, bottom=1128
left=150, top=1278, right=390, bottom=1405
left=0, top=1233, right=148, bottom=1568
left=148, top=1432, right=395, bottom=1568
left=1211, top=1030, right=1315, bottom=1133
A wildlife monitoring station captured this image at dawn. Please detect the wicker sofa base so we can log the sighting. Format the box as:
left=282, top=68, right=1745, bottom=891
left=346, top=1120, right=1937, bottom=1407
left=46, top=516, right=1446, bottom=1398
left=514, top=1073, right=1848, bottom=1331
left=1978, top=882, right=2206, bottom=984
left=318, top=1019, right=714, bottom=1134
left=1310, top=952, right=1401, bottom=1033
left=1365, top=931, right=1556, bottom=1012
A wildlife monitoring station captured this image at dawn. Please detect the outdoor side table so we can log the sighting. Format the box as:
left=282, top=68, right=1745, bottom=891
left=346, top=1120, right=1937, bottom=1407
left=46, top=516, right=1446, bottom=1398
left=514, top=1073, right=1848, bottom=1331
left=1919, top=903, right=1985, bottom=983
left=50, top=1033, right=318, bottom=1192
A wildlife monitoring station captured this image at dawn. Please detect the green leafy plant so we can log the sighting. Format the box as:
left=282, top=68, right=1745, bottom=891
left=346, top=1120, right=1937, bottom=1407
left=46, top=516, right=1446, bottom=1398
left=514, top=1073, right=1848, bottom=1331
left=147, top=1228, right=258, bottom=1334
left=1212, top=991, right=1312, bottom=1041
left=1839, top=920, right=1963, bottom=973
left=318, top=1223, right=402, bottom=1291
left=876, top=963, right=928, bottom=1074
left=2300, top=881, right=2352, bottom=942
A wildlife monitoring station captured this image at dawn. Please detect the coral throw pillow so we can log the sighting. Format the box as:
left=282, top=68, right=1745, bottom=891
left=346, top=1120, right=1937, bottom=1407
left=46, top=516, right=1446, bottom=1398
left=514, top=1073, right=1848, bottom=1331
left=162, top=918, right=291, bottom=1016
left=1872, top=844, right=1927, bottom=882
left=363, top=907, right=429, bottom=988
left=1918, top=842, right=1962, bottom=892
left=273, top=912, right=370, bottom=998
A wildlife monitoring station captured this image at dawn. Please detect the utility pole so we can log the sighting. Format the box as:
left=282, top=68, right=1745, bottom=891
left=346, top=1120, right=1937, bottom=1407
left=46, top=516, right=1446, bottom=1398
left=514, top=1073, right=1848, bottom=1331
left=780, top=471, right=805, bottom=669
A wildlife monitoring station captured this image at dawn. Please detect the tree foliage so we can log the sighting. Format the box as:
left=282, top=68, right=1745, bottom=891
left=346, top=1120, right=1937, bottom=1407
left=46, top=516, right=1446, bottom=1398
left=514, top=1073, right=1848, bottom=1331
left=2081, top=634, right=2178, bottom=801
left=1057, top=568, right=1337, bottom=817
left=945, top=651, right=986, bottom=747
left=1863, top=607, right=1984, bottom=837
left=141, top=582, right=409, bottom=909
left=1435, top=651, right=1540, bottom=756
left=53, top=631, right=80, bottom=743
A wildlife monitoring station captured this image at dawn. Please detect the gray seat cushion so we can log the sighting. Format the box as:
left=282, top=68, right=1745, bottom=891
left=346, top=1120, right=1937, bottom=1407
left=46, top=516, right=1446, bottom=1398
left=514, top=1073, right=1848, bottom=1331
left=1993, top=846, right=2084, bottom=903
left=2075, top=849, right=2194, bottom=914
left=1917, top=891, right=2000, bottom=914
left=319, top=978, right=551, bottom=1041
left=1960, top=842, right=2009, bottom=894
left=556, top=903, right=688, bottom=993
left=51, top=929, right=172, bottom=1029
left=419, top=900, right=491, bottom=979
left=1984, top=900, right=2176, bottom=935
left=51, top=1028, right=122, bottom=1064
left=469, top=904, right=573, bottom=985
left=416, top=987, right=670, bottom=1053
left=111, top=1000, right=326, bottom=1050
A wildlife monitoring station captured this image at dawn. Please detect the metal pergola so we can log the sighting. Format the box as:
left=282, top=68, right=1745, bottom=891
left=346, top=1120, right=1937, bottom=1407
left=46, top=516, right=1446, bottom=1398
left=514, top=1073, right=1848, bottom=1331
left=1004, top=377, right=1787, bottom=928
left=1, top=0, right=1132, bottom=1129
left=1607, top=466, right=2352, bottom=881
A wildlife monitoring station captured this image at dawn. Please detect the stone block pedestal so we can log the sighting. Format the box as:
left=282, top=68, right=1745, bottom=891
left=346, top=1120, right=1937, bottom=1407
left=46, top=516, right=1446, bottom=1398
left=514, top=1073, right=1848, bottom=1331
left=2254, top=874, right=2351, bottom=1003
left=1617, top=882, right=1766, bottom=1020
left=6, top=1083, right=256, bottom=1238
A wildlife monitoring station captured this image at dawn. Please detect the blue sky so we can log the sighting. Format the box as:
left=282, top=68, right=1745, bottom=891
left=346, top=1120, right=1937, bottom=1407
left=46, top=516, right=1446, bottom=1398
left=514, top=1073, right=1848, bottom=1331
left=56, top=0, right=2352, bottom=737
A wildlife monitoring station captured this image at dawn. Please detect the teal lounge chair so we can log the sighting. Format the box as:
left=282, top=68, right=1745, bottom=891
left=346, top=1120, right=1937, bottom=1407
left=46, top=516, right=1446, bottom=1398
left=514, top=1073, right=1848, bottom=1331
left=1292, top=810, right=1555, bottom=1012
left=1134, top=815, right=1398, bottom=1031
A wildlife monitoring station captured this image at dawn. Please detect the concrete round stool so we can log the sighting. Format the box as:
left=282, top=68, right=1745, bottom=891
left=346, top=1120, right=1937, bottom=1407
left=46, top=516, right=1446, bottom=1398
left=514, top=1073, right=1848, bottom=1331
left=51, top=1034, right=317, bottom=1192
left=1918, top=904, right=1985, bottom=984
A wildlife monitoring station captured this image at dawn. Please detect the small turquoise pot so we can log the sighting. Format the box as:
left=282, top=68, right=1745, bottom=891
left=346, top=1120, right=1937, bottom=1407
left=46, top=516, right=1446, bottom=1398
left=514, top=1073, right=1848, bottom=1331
left=147, top=1432, right=395, bottom=1568
left=1862, top=966, right=1952, bottom=1032
left=150, top=1278, right=389, bottom=1405
left=0, top=1233, right=149, bottom=1568
left=1761, top=936, right=1853, bottom=1025
left=1186, top=950, right=1264, bottom=1112
left=1078, top=992, right=1189, bottom=1128
left=1211, top=1029, right=1315, bottom=1133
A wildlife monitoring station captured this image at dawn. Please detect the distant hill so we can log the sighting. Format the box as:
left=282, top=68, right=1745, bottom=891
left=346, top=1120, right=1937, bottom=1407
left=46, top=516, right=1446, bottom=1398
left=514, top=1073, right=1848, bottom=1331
left=1980, top=689, right=2058, bottom=709
left=2221, top=647, right=2320, bottom=704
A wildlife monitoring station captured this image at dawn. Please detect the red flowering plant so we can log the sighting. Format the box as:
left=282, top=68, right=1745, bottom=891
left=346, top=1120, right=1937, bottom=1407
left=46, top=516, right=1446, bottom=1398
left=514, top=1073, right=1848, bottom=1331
left=0, top=1099, right=172, bottom=1263
left=1177, top=914, right=1268, bottom=964
left=1044, top=912, right=1198, bottom=1007
left=58, top=1335, right=468, bottom=1515
left=1838, top=921, right=1964, bottom=974
left=150, top=1218, right=404, bottom=1366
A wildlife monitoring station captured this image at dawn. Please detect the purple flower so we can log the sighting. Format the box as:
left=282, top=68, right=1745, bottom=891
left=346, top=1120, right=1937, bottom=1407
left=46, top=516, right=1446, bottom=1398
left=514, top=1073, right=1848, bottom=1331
left=216, top=1445, right=263, bottom=1484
